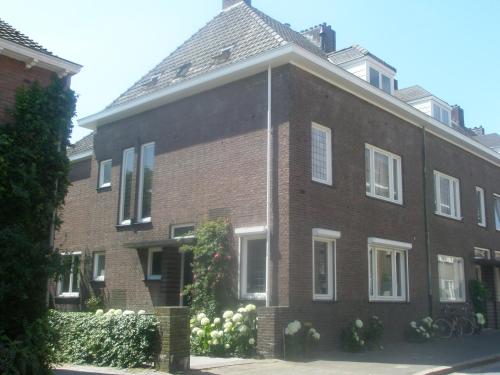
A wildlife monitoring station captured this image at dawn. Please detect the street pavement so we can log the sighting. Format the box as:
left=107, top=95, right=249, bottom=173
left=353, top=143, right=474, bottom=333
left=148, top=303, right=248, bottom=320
left=452, top=360, right=500, bottom=374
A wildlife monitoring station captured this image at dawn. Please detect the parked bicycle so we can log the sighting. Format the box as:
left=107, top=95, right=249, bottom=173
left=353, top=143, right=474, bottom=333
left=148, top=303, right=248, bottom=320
left=434, top=303, right=475, bottom=338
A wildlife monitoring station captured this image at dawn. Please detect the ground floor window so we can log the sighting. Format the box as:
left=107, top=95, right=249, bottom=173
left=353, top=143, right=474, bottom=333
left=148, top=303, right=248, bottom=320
left=236, top=230, right=266, bottom=300
left=368, top=238, right=410, bottom=302
left=312, top=228, right=340, bottom=301
left=438, top=255, right=465, bottom=302
left=58, top=252, right=81, bottom=297
left=147, top=248, right=163, bottom=280
left=93, top=252, right=106, bottom=281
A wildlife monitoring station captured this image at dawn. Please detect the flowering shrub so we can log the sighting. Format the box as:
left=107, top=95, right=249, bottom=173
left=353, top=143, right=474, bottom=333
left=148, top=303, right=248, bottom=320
left=475, top=312, right=486, bottom=332
left=405, top=316, right=434, bottom=342
left=48, top=309, right=159, bottom=368
left=190, top=304, right=257, bottom=357
left=364, top=316, right=384, bottom=350
left=341, top=318, right=365, bottom=352
left=284, top=320, right=321, bottom=359
left=181, top=219, right=233, bottom=318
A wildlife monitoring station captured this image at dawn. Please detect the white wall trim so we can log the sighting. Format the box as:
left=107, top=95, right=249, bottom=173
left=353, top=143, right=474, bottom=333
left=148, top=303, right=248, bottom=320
left=69, top=150, right=93, bottom=162
left=234, top=226, right=267, bottom=235
left=368, top=237, right=412, bottom=250
left=312, top=228, right=341, bottom=240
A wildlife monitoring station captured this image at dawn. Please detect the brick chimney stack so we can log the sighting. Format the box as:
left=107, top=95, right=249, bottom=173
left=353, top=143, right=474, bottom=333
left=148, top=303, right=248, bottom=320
left=451, top=105, right=465, bottom=128
left=223, top=0, right=251, bottom=9
left=301, top=23, right=336, bottom=53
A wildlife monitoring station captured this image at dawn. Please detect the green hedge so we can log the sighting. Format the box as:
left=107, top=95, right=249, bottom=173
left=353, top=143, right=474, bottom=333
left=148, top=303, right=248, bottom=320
left=48, top=310, right=159, bottom=368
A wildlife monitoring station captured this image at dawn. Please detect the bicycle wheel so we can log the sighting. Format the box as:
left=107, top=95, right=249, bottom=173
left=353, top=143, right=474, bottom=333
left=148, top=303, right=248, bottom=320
left=434, top=318, right=452, bottom=338
left=458, top=317, right=474, bottom=336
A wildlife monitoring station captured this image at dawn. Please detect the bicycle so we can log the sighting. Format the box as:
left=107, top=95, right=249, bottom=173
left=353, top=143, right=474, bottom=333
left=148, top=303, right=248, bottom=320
left=433, top=303, right=475, bottom=338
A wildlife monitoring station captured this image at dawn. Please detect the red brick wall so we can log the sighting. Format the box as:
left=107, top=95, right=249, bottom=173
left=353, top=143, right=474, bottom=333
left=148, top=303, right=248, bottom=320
left=0, top=55, right=54, bottom=122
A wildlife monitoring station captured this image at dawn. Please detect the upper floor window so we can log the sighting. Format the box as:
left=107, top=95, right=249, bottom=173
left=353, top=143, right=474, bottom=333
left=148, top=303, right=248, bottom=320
left=369, top=67, right=392, bottom=94
left=58, top=252, right=81, bottom=297
left=138, top=143, right=155, bottom=223
left=434, top=171, right=461, bottom=220
left=438, top=255, right=465, bottom=302
left=311, top=123, right=332, bottom=185
left=476, top=187, right=486, bottom=227
left=494, top=194, right=500, bottom=231
left=98, top=159, right=112, bottom=188
left=432, top=103, right=450, bottom=126
left=93, top=252, right=106, bottom=281
left=119, top=147, right=135, bottom=225
left=365, top=144, right=402, bottom=204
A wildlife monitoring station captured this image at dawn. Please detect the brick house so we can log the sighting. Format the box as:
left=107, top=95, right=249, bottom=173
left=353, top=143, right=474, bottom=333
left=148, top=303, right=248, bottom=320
left=0, top=18, right=81, bottom=121
left=53, top=0, right=500, bottom=356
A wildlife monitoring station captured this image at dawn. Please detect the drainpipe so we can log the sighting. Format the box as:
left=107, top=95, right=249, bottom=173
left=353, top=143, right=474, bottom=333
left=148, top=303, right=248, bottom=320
left=422, top=126, right=433, bottom=316
left=265, top=65, right=272, bottom=307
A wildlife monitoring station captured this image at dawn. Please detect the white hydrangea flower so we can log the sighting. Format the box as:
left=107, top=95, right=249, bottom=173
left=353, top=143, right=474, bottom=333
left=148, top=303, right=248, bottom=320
left=197, top=312, right=207, bottom=322
left=105, top=309, right=115, bottom=315
left=360, top=340, right=365, bottom=346
left=239, top=325, right=248, bottom=333
left=208, top=340, right=212, bottom=345
left=218, top=330, right=224, bottom=338
left=285, top=320, right=301, bottom=336
left=213, top=338, right=219, bottom=345
left=192, top=327, right=199, bottom=335
left=225, top=343, right=230, bottom=349
left=137, top=310, right=146, bottom=315
left=313, top=332, right=320, bottom=340
left=197, top=330, right=205, bottom=337
left=224, top=322, right=232, bottom=330
left=232, top=313, right=243, bottom=323
left=238, top=307, right=246, bottom=313
left=355, top=319, right=363, bottom=329
left=224, top=328, right=230, bottom=333
left=410, top=321, right=417, bottom=328
left=95, top=309, right=104, bottom=315
left=309, top=328, right=317, bottom=335
left=223, top=310, right=234, bottom=319
left=210, top=331, right=218, bottom=339
left=123, top=310, right=134, bottom=316
left=201, top=317, right=210, bottom=326
left=114, top=309, right=123, bottom=316
left=284, top=327, right=290, bottom=335
left=214, top=317, right=221, bottom=325
left=249, top=338, right=255, bottom=345
left=245, top=304, right=256, bottom=312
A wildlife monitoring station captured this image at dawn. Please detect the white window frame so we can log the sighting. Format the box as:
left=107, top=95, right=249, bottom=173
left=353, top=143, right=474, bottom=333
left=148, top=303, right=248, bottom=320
left=367, top=238, right=410, bottom=302
left=147, top=247, right=162, bottom=280
left=57, top=252, right=81, bottom=298
left=495, top=267, right=500, bottom=302
left=494, top=194, right=500, bottom=231
left=495, top=250, right=500, bottom=261
left=137, top=142, right=155, bottom=223
left=119, top=147, right=135, bottom=225
left=311, top=122, right=332, bottom=185
left=235, top=226, right=267, bottom=300
left=476, top=187, right=486, bottom=227
left=171, top=224, right=195, bottom=239
left=438, top=255, right=465, bottom=303
left=368, top=65, right=393, bottom=94
left=434, top=171, right=461, bottom=220
left=92, top=252, right=105, bottom=281
left=473, top=247, right=491, bottom=260
left=365, top=144, right=403, bottom=205
left=98, top=159, right=112, bottom=188
left=312, top=228, right=340, bottom=301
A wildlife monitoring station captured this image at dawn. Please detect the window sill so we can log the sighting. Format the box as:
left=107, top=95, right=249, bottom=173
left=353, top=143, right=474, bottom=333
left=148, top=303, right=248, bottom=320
left=240, top=294, right=266, bottom=301
left=434, top=212, right=462, bottom=222
left=57, top=293, right=79, bottom=298
left=97, top=185, right=112, bottom=192
left=311, top=178, right=334, bottom=188
left=145, top=276, right=161, bottom=281
left=313, top=297, right=336, bottom=303
left=439, top=299, right=466, bottom=304
left=366, top=193, right=403, bottom=206
left=92, top=278, right=105, bottom=282
left=369, top=298, right=408, bottom=303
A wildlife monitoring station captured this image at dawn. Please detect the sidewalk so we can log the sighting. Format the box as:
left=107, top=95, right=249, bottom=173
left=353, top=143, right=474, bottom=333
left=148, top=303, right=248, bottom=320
left=54, top=330, right=500, bottom=375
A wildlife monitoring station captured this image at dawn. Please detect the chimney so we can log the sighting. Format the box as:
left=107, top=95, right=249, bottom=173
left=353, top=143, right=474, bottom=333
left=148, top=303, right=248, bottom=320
left=301, top=23, right=336, bottom=53
left=451, top=105, right=465, bottom=128
left=222, top=0, right=250, bottom=9
left=472, top=126, right=485, bottom=136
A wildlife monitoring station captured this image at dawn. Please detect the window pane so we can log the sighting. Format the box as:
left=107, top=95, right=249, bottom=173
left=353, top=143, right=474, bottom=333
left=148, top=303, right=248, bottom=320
left=140, top=144, right=155, bottom=219
left=377, top=250, right=393, bottom=297
left=365, top=148, right=371, bottom=194
left=381, top=75, right=391, bottom=93
left=374, top=151, right=390, bottom=198
left=433, top=104, right=441, bottom=121
left=438, top=256, right=464, bottom=301
left=152, top=251, right=162, bottom=276
left=495, top=197, right=500, bottom=230
left=442, top=110, right=449, bottom=125
left=121, top=149, right=134, bottom=222
left=72, top=255, right=80, bottom=293
left=61, top=268, right=70, bottom=293
left=96, top=254, right=105, bottom=278
left=246, top=239, right=266, bottom=293
left=439, top=176, right=451, bottom=215
left=312, top=126, right=328, bottom=182
left=393, top=158, right=399, bottom=201
left=369, top=68, right=379, bottom=88
left=476, top=189, right=484, bottom=224
left=396, top=252, right=402, bottom=297
left=314, top=241, right=329, bottom=295
left=369, top=249, right=374, bottom=296
left=173, top=225, right=195, bottom=238
left=100, top=160, right=111, bottom=186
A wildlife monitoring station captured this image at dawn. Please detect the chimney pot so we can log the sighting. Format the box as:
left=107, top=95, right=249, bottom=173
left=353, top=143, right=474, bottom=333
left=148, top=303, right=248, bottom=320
left=222, top=0, right=250, bottom=10
left=301, top=23, right=336, bottom=53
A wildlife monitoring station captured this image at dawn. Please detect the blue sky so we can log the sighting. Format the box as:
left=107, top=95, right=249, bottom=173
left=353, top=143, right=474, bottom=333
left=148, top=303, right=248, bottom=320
left=3, top=0, right=500, bottom=142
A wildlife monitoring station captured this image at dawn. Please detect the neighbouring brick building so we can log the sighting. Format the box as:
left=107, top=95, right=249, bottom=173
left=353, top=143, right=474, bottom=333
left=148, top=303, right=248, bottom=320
left=53, top=0, right=500, bottom=356
left=0, top=19, right=81, bottom=121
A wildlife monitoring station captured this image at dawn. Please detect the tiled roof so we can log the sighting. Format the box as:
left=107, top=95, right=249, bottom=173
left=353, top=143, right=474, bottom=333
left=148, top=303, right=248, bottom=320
left=0, top=18, right=53, bottom=55
left=394, top=85, right=434, bottom=102
left=108, top=1, right=326, bottom=108
left=328, top=45, right=397, bottom=72
left=474, top=133, right=500, bottom=149
left=67, top=132, right=94, bottom=157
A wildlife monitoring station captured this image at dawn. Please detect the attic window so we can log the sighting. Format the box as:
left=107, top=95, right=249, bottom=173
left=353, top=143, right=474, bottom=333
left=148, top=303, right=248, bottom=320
left=176, top=63, right=191, bottom=78
left=147, top=73, right=161, bottom=86
left=213, top=45, right=234, bottom=65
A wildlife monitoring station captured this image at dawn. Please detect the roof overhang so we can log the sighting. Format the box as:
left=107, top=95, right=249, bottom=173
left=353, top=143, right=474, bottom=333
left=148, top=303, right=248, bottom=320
left=0, top=38, right=82, bottom=77
left=68, top=150, right=93, bottom=163
left=79, top=44, right=500, bottom=168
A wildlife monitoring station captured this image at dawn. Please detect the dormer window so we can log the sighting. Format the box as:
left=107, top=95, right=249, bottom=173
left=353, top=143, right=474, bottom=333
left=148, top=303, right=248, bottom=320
left=176, top=63, right=191, bottom=78
left=433, top=103, right=450, bottom=125
left=213, top=45, right=234, bottom=65
left=369, top=67, right=392, bottom=94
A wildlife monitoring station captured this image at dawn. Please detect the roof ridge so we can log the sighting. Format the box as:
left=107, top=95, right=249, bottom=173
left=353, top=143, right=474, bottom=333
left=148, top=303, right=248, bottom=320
left=245, top=5, right=287, bottom=47
left=0, top=18, right=53, bottom=55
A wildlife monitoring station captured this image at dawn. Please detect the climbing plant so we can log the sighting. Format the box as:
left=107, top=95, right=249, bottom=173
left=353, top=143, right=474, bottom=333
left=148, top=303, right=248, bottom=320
left=0, top=76, right=77, bottom=374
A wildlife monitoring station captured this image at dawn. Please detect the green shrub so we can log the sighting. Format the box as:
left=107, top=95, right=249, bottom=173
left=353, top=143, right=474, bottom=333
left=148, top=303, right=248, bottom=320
left=190, top=304, right=257, bottom=357
left=341, top=318, right=365, bottom=352
left=48, top=309, right=159, bottom=368
left=284, top=320, right=321, bottom=360
left=364, top=316, right=384, bottom=350
left=85, top=296, right=103, bottom=313
left=405, top=316, right=434, bottom=342
left=469, top=280, right=489, bottom=317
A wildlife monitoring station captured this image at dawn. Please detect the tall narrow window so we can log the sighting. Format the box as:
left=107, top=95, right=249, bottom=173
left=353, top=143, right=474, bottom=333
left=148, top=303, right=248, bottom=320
left=381, top=75, right=391, bottom=94
left=58, top=252, right=81, bottom=297
left=312, top=231, right=337, bottom=301
left=311, top=123, right=332, bottom=185
left=369, top=67, right=380, bottom=88
left=365, top=144, right=402, bottom=204
left=476, top=187, right=486, bottom=227
left=119, top=147, right=135, bottom=225
left=138, top=143, right=155, bottom=222
left=438, top=255, right=465, bottom=302
left=93, top=252, right=106, bottom=281
left=147, top=248, right=162, bottom=280
left=240, top=236, right=266, bottom=299
left=98, top=159, right=112, bottom=188
left=368, top=239, right=409, bottom=302
left=494, top=195, right=500, bottom=231
left=434, top=171, right=461, bottom=219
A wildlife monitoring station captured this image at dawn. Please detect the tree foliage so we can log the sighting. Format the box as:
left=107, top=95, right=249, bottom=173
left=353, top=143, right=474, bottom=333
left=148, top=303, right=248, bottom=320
left=0, top=77, right=77, bottom=374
